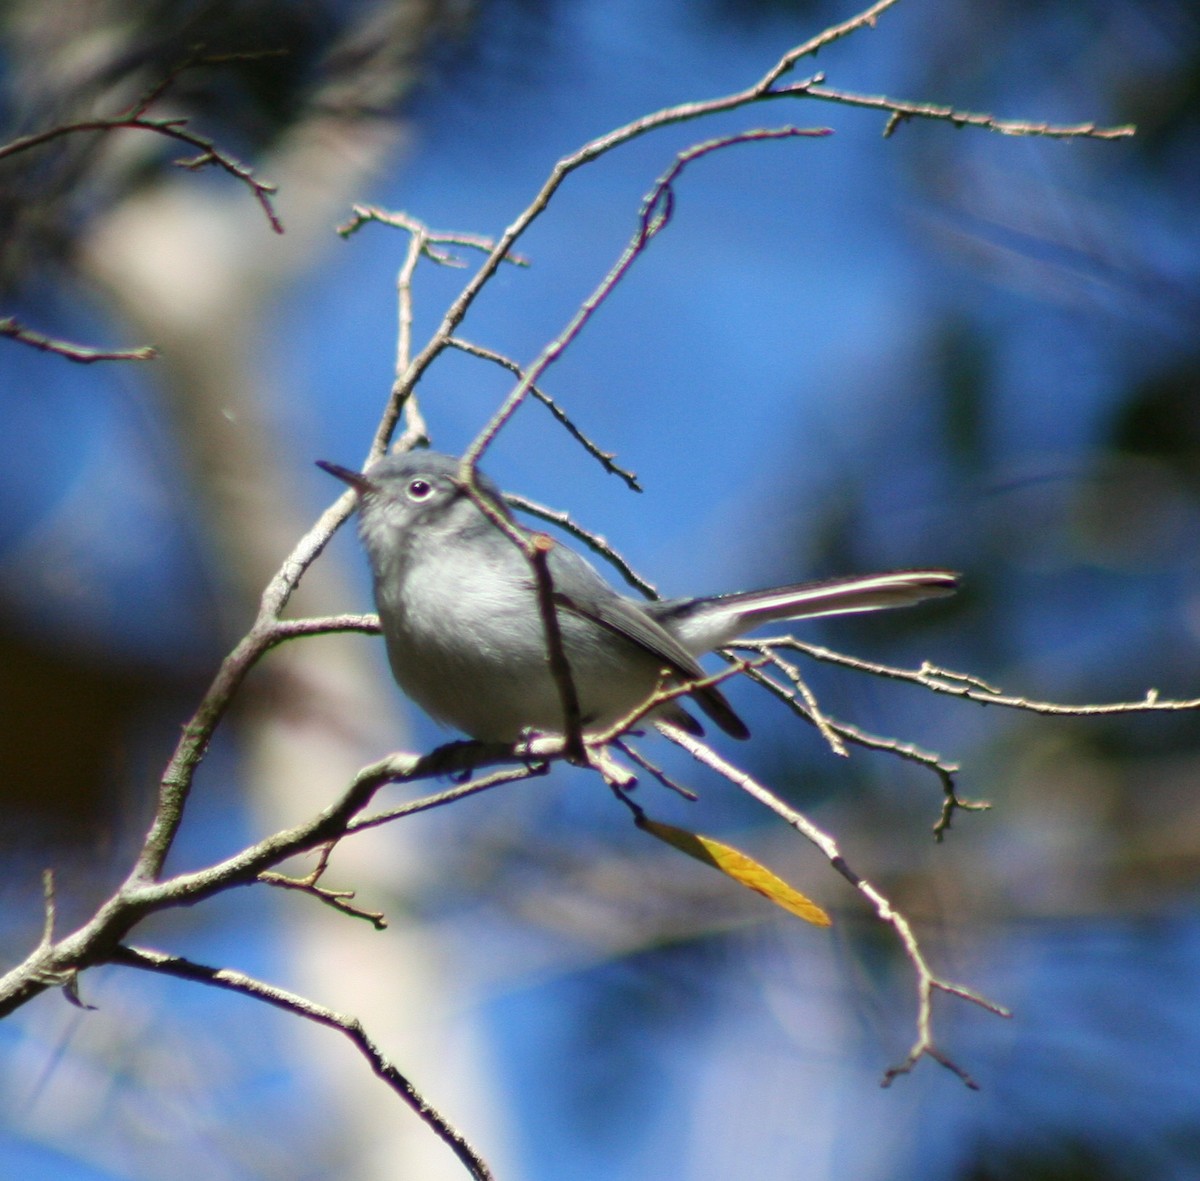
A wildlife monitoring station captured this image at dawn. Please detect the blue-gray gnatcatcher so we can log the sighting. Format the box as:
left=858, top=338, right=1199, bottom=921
left=317, top=451, right=957, bottom=743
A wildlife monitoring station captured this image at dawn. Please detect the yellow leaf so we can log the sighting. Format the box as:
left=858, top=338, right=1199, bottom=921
left=637, top=817, right=831, bottom=927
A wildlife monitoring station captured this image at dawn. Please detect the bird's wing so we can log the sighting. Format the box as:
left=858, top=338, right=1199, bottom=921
left=550, top=568, right=750, bottom=740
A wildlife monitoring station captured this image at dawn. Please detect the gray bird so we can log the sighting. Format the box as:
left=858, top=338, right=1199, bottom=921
left=318, top=451, right=957, bottom=743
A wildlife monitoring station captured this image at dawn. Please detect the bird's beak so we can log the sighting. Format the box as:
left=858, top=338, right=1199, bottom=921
left=316, top=459, right=378, bottom=496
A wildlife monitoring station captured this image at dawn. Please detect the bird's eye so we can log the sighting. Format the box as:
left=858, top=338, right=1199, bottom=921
left=405, top=478, right=434, bottom=502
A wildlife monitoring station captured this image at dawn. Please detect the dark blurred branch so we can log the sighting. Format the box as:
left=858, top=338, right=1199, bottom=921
left=0, top=50, right=284, bottom=230
left=0, top=109, right=282, bottom=231
left=0, top=49, right=284, bottom=363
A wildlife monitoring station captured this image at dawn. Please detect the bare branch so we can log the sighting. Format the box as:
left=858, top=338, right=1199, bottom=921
left=659, top=724, right=1010, bottom=1087
left=752, top=0, right=1133, bottom=139
left=0, top=107, right=282, bottom=234
left=336, top=205, right=531, bottom=265
left=740, top=645, right=849, bottom=757
left=763, top=638, right=1200, bottom=717
left=463, top=126, right=830, bottom=471
left=38, top=870, right=56, bottom=950
left=0, top=316, right=158, bottom=363
left=757, top=0, right=905, bottom=88
left=360, top=43, right=868, bottom=471
left=0, top=739, right=549, bottom=1019
left=335, top=209, right=530, bottom=461
left=268, top=614, right=381, bottom=641
left=347, top=762, right=552, bottom=834
left=110, top=944, right=494, bottom=1181
left=795, top=81, right=1138, bottom=140
left=341, top=3, right=1127, bottom=478
left=733, top=640, right=991, bottom=839
left=613, top=739, right=699, bottom=801
left=503, top=493, right=659, bottom=598
left=447, top=336, right=641, bottom=490
left=259, top=843, right=388, bottom=929
left=529, top=534, right=588, bottom=762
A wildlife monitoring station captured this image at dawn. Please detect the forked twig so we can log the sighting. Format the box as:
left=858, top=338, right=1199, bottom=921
left=659, top=724, right=1010, bottom=1088
left=259, top=842, right=388, bottom=929
left=446, top=336, right=641, bottom=490
left=762, top=638, right=1200, bottom=717
left=732, top=639, right=990, bottom=838
left=462, top=127, right=831, bottom=472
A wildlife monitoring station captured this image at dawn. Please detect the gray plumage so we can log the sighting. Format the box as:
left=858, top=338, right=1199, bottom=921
left=318, top=451, right=957, bottom=743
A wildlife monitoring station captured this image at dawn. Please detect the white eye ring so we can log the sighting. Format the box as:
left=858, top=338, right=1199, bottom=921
left=405, top=478, right=434, bottom=502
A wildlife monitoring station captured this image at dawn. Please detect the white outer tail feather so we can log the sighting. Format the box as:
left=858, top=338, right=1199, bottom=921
left=656, top=570, right=958, bottom=654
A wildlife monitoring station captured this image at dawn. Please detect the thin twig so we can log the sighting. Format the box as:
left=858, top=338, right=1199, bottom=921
left=446, top=336, right=641, bottom=489
left=503, top=494, right=659, bottom=598
left=792, top=79, right=1138, bottom=140
left=347, top=763, right=552, bottom=834
left=740, top=647, right=848, bottom=756
left=613, top=739, right=699, bottom=801
left=463, top=126, right=830, bottom=472
left=732, top=639, right=990, bottom=838
left=335, top=209, right=529, bottom=461
left=752, top=0, right=1133, bottom=142
left=111, top=944, right=494, bottom=1181
left=589, top=657, right=768, bottom=745
left=391, top=224, right=430, bottom=453
left=38, top=870, right=56, bottom=950
left=764, top=638, right=1200, bottom=716
left=659, top=724, right=1010, bottom=1087
left=336, top=206, right=530, bottom=266
left=757, top=0, right=905, bottom=88
left=259, top=843, right=388, bottom=929
left=0, top=317, right=158, bottom=363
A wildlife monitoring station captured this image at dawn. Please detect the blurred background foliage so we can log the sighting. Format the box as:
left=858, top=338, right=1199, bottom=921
left=1, top=1, right=1198, bottom=1179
